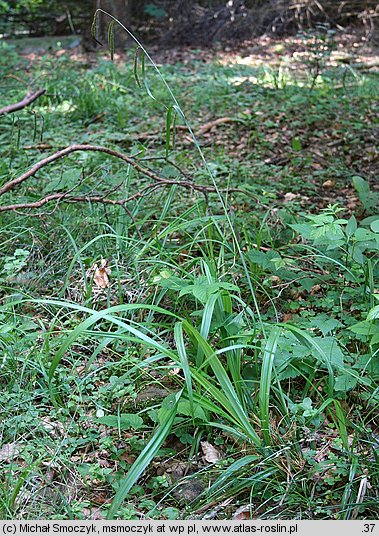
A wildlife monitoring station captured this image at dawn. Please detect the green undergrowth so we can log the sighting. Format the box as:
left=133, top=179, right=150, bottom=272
left=0, top=29, right=378, bottom=520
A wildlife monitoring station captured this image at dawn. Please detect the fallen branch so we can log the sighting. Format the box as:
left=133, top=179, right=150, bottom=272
left=0, top=193, right=117, bottom=212
left=196, top=117, right=233, bottom=136
left=23, top=143, right=53, bottom=150
left=0, top=186, right=262, bottom=214
left=0, top=193, right=130, bottom=212
left=0, top=88, right=46, bottom=116
left=0, top=144, right=179, bottom=197
left=0, top=144, right=263, bottom=214
left=0, top=181, right=167, bottom=213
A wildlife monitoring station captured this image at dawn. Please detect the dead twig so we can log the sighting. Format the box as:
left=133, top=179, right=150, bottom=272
left=0, top=89, right=46, bottom=116
left=0, top=181, right=176, bottom=214
left=0, top=144, right=262, bottom=214
left=0, top=144, right=169, bottom=197
left=23, top=144, right=54, bottom=151
left=0, top=193, right=129, bottom=212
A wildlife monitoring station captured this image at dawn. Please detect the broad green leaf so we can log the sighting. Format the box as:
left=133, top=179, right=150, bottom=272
left=310, top=316, right=343, bottom=336
left=177, top=400, right=206, bottom=420
left=334, top=374, right=358, bottom=392
left=351, top=245, right=365, bottom=265
left=153, top=272, right=187, bottom=290
left=349, top=320, right=377, bottom=335
left=354, top=228, right=376, bottom=242
left=96, top=414, right=144, bottom=430
left=367, top=306, right=379, bottom=321
left=291, top=137, right=302, bottom=151
left=352, top=175, right=370, bottom=194
left=310, top=336, right=345, bottom=368
left=346, top=215, right=357, bottom=237
left=279, top=325, right=335, bottom=393
left=192, top=284, right=210, bottom=304
left=289, top=224, right=313, bottom=239
left=107, top=391, right=181, bottom=519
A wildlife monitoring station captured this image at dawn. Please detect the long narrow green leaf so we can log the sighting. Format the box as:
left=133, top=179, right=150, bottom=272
left=49, top=308, right=177, bottom=379
left=17, top=300, right=179, bottom=379
left=332, top=399, right=349, bottom=451
left=208, top=455, right=259, bottom=493
left=209, top=465, right=277, bottom=500
left=174, top=322, right=194, bottom=415
left=340, top=456, right=359, bottom=520
left=107, top=391, right=181, bottom=519
left=204, top=421, right=254, bottom=443
left=196, top=293, right=218, bottom=367
left=58, top=233, right=131, bottom=298
left=141, top=50, right=157, bottom=102
left=259, top=327, right=282, bottom=445
left=190, top=372, right=245, bottom=426
left=183, top=320, right=261, bottom=446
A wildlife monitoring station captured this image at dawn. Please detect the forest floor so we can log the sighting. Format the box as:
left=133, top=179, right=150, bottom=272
left=0, top=30, right=378, bottom=521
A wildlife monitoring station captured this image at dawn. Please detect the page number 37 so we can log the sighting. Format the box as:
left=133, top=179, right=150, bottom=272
left=363, top=525, right=376, bottom=533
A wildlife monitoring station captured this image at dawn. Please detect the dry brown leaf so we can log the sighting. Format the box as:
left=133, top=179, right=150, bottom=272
left=233, top=505, right=252, bottom=520
left=314, top=443, right=332, bottom=463
left=283, top=192, right=298, bottom=203
left=310, top=284, right=322, bottom=295
left=81, top=508, right=107, bottom=520
left=93, top=259, right=111, bottom=288
left=169, top=367, right=181, bottom=376
left=0, top=442, right=21, bottom=462
left=201, top=441, right=222, bottom=463
left=322, top=179, right=335, bottom=189
left=119, top=452, right=137, bottom=464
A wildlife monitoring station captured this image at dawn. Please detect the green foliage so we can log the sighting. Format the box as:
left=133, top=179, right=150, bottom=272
left=1, top=248, right=30, bottom=280
left=95, top=414, right=145, bottom=431
left=290, top=202, right=379, bottom=267
left=144, top=3, right=166, bottom=20
left=0, top=28, right=378, bottom=521
left=350, top=295, right=379, bottom=347
left=352, top=176, right=379, bottom=215
left=0, top=0, right=92, bottom=37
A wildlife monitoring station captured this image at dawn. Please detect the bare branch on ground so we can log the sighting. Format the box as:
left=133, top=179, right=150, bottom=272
left=0, top=144, right=263, bottom=214
left=0, top=89, right=46, bottom=116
